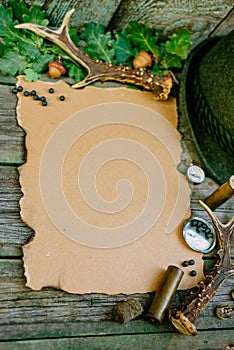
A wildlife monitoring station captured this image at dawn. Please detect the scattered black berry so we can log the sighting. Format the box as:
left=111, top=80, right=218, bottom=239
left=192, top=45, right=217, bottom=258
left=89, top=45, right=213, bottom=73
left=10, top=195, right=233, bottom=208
left=190, top=270, right=197, bottom=277
left=59, top=95, right=65, bottom=101
left=182, top=261, right=189, bottom=267
left=42, top=100, right=48, bottom=106
left=17, top=86, right=23, bottom=92
left=24, top=91, right=29, bottom=96
left=33, top=95, right=40, bottom=100
left=40, top=96, right=46, bottom=102
left=49, top=88, right=54, bottom=93
left=31, top=90, right=37, bottom=96
left=189, top=259, right=195, bottom=265
left=12, top=87, right=18, bottom=94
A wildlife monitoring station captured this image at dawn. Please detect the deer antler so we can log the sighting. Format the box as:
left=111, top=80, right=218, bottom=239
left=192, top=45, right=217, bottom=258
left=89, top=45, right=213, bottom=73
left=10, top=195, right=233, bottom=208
left=169, top=200, right=234, bottom=336
left=15, top=9, right=172, bottom=100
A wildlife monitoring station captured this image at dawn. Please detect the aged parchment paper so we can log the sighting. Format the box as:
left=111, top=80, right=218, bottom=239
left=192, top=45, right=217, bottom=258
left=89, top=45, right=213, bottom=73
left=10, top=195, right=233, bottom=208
left=17, top=77, right=204, bottom=294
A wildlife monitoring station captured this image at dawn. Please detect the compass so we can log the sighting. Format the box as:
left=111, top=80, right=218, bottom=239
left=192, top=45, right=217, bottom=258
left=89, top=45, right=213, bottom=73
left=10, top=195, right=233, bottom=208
left=187, top=165, right=205, bottom=184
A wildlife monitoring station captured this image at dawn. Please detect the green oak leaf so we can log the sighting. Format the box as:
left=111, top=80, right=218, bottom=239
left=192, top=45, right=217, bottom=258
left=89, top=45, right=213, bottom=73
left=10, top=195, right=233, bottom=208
left=80, top=22, right=115, bottom=63
left=24, top=68, right=40, bottom=81
left=69, top=28, right=80, bottom=46
left=161, top=53, right=182, bottom=69
left=0, top=49, right=28, bottom=75
left=28, top=53, right=56, bottom=73
left=18, top=41, right=41, bottom=59
left=165, top=29, right=191, bottom=60
left=64, top=61, right=86, bottom=81
left=111, top=34, right=136, bottom=63
left=0, top=42, right=5, bottom=56
left=8, top=0, right=29, bottom=23
left=151, top=61, right=165, bottom=75
left=0, top=5, right=18, bottom=39
left=22, top=4, right=49, bottom=26
left=126, top=21, right=159, bottom=56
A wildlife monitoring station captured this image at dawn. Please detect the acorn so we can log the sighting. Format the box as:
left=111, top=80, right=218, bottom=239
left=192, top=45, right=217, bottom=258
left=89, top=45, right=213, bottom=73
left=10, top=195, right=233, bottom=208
left=133, top=51, right=152, bottom=69
left=48, top=59, right=66, bottom=79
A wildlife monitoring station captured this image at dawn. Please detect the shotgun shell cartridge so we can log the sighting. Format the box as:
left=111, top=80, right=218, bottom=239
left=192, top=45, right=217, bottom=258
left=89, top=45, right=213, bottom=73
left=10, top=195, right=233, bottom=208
left=204, top=175, right=234, bottom=211
left=145, top=265, right=184, bottom=323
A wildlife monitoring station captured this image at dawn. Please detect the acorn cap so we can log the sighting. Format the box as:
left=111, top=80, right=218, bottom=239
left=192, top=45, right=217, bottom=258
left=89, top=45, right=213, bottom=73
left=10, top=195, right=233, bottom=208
left=178, top=30, right=234, bottom=184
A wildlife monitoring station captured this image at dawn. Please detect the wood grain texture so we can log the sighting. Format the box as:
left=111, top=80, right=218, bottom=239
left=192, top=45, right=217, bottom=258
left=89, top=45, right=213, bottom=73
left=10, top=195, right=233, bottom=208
left=45, top=0, right=123, bottom=27
left=0, top=86, right=25, bottom=165
left=1, top=329, right=234, bottom=350
left=0, top=259, right=233, bottom=341
left=108, top=0, right=234, bottom=45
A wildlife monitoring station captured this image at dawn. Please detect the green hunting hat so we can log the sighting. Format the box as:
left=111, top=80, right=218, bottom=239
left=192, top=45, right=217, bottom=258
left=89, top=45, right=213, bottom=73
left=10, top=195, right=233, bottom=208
left=178, top=30, right=234, bottom=184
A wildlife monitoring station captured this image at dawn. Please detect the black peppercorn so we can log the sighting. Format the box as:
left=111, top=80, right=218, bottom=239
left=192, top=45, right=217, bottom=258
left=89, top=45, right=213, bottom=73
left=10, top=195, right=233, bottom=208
left=189, top=259, right=195, bottom=265
left=182, top=261, right=189, bottom=267
left=190, top=270, right=197, bottom=277
left=42, top=101, right=48, bottom=106
left=33, top=95, right=40, bottom=100
left=59, top=95, right=65, bottom=101
left=49, top=88, right=54, bottom=93
left=40, top=96, right=46, bottom=102
left=12, top=87, right=18, bottom=94
left=17, top=86, right=23, bottom=92
left=24, top=91, right=29, bottom=96
left=31, top=90, right=37, bottom=96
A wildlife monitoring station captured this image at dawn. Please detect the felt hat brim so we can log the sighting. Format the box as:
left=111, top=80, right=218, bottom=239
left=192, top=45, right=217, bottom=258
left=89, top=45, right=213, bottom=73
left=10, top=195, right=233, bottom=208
left=178, top=37, right=234, bottom=185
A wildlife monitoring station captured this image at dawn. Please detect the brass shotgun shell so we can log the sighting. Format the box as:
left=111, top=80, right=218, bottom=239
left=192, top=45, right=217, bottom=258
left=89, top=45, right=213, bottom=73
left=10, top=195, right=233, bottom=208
left=204, top=175, right=234, bottom=211
left=145, top=265, right=184, bottom=323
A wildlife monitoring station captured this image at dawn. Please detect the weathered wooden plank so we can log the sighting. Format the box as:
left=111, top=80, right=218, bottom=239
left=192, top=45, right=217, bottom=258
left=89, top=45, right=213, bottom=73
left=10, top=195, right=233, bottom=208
left=44, top=0, right=123, bottom=28
left=0, top=326, right=233, bottom=349
left=0, top=166, right=22, bottom=212
left=0, top=259, right=233, bottom=341
left=0, top=214, right=33, bottom=257
left=0, top=0, right=123, bottom=27
left=108, top=0, right=234, bottom=45
left=0, top=86, right=25, bottom=165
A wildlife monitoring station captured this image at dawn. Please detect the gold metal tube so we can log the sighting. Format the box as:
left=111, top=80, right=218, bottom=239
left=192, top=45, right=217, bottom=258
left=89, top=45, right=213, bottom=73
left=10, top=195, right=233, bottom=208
left=204, top=175, right=234, bottom=211
left=145, top=265, right=184, bottom=323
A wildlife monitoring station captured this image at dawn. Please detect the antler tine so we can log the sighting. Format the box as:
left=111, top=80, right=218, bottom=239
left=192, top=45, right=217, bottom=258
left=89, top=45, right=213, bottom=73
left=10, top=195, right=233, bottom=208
left=15, top=10, right=173, bottom=99
left=199, top=200, right=234, bottom=231
left=15, top=9, right=91, bottom=72
left=199, top=200, right=234, bottom=260
left=168, top=202, right=234, bottom=336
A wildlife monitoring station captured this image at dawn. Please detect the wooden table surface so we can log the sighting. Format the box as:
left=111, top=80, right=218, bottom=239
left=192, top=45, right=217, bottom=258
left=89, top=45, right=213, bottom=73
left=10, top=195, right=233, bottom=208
left=0, top=76, right=233, bottom=350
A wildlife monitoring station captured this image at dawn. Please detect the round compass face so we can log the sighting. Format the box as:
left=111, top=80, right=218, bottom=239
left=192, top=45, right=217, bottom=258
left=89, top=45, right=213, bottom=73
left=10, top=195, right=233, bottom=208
left=183, top=217, right=216, bottom=253
left=187, top=165, right=205, bottom=184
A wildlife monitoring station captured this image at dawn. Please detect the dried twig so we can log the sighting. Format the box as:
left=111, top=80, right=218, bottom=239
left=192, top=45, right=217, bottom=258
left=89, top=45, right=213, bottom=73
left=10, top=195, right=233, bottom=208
left=169, top=201, right=234, bottom=336
left=15, top=9, right=172, bottom=100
